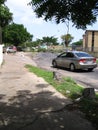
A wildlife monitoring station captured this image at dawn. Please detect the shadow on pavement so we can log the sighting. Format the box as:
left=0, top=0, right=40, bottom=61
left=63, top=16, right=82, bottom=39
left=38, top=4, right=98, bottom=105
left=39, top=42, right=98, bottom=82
left=0, top=88, right=66, bottom=130
left=0, top=86, right=95, bottom=130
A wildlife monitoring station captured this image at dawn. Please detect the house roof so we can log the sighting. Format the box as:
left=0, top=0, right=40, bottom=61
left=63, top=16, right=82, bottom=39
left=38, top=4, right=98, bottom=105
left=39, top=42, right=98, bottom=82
left=85, top=30, right=98, bottom=33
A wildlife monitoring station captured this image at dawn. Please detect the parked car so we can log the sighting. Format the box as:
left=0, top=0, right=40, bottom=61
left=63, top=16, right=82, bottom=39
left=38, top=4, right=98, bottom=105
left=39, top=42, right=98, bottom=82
left=52, top=51, right=97, bottom=72
left=6, top=46, right=17, bottom=53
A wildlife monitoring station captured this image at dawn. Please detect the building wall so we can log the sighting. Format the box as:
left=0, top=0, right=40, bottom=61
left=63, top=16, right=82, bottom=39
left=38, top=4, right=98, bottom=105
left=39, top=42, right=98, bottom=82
left=83, top=30, right=98, bottom=52
left=94, top=32, right=98, bottom=47
left=83, top=35, right=86, bottom=48
left=87, top=31, right=92, bottom=48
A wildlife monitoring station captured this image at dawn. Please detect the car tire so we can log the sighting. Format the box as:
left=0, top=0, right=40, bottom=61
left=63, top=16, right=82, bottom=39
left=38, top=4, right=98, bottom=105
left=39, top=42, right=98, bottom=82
left=88, top=68, right=93, bottom=72
left=70, top=64, right=75, bottom=71
left=52, top=61, right=57, bottom=68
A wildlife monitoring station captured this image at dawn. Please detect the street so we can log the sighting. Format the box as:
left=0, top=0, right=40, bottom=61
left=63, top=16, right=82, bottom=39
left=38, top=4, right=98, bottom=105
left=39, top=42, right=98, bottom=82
left=33, top=52, right=98, bottom=89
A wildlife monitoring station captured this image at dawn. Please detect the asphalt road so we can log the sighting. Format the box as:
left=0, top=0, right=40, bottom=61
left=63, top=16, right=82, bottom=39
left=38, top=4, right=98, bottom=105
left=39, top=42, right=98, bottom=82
left=33, top=52, right=98, bottom=90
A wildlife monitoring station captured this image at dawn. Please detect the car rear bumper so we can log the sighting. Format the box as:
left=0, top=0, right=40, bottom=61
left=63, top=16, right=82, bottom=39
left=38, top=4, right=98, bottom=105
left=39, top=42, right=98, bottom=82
left=76, top=63, right=97, bottom=70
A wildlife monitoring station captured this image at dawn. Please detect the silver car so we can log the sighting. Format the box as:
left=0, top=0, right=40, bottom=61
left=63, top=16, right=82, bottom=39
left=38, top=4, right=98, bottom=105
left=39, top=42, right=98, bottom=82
left=52, top=51, right=97, bottom=72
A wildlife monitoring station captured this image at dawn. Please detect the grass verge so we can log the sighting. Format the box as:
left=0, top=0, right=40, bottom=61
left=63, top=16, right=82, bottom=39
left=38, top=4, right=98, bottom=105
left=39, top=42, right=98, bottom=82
left=26, top=64, right=98, bottom=129
left=96, top=59, right=98, bottom=64
left=25, top=64, right=83, bottom=99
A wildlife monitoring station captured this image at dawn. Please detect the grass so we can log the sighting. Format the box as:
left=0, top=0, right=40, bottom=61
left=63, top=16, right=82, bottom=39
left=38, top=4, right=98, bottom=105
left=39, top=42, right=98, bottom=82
left=25, top=64, right=98, bottom=129
left=25, top=64, right=83, bottom=99
left=96, top=59, right=98, bottom=64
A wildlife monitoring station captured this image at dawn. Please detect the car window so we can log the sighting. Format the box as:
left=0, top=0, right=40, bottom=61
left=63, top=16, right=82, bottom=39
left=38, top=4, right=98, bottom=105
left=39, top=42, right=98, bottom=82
left=75, top=52, right=92, bottom=57
left=66, top=52, right=74, bottom=58
left=59, top=53, right=67, bottom=57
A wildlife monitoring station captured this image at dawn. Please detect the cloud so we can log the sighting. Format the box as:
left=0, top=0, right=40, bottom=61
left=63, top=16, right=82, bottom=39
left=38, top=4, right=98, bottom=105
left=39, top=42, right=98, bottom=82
left=6, top=0, right=95, bottom=42
left=5, top=0, right=44, bottom=26
left=6, top=0, right=30, bottom=9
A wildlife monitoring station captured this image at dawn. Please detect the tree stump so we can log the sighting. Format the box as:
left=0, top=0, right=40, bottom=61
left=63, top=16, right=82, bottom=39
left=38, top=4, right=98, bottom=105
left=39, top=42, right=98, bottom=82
left=53, top=71, right=62, bottom=81
left=82, top=88, right=95, bottom=99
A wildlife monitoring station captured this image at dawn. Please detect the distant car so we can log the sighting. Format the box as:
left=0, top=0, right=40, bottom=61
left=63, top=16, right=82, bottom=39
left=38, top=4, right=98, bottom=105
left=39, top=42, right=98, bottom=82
left=6, top=46, right=17, bottom=53
left=52, top=51, right=97, bottom=72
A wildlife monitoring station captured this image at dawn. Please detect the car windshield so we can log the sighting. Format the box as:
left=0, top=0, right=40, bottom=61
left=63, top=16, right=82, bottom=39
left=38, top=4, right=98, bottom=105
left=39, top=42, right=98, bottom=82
left=75, top=52, right=92, bottom=57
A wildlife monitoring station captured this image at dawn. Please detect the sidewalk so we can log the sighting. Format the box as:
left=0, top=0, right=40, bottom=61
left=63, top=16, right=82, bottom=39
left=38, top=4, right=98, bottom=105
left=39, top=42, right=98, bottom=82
left=0, top=53, right=95, bottom=130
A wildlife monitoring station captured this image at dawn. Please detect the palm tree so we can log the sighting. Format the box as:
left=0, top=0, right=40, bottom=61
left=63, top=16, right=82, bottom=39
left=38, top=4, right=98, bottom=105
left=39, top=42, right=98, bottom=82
left=61, top=34, right=74, bottom=47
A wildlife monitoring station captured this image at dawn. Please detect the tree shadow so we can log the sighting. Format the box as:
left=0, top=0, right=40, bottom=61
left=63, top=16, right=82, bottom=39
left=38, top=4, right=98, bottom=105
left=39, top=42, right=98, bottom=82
left=0, top=85, right=69, bottom=130
left=0, top=84, right=94, bottom=130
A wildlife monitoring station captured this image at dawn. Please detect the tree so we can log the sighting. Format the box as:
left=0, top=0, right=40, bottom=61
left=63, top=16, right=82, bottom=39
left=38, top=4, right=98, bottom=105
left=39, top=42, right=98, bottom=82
left=61, top=34, right=74, bottom=47
left=2, top=23, right=33, bottom=47
left=0, top=0, right=13, bottom=44
left=29, top=0, right=98, bottom=29
left=72, top=39, right=83, bottom=46
left=41, top=36, right=59, bottom=46
left=31, top=40, right=41, bottom=47
left=34, top=38, right=42, bottom=46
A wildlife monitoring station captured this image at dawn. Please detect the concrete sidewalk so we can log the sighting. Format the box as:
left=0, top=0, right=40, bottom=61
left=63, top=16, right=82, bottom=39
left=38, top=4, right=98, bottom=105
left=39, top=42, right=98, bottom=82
left=0, top=53, right=95, bottom=130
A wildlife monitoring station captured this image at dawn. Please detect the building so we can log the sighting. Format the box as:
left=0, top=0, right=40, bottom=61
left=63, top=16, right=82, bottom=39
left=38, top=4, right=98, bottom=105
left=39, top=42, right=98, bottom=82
left=83, top=30, right=98, bottom=52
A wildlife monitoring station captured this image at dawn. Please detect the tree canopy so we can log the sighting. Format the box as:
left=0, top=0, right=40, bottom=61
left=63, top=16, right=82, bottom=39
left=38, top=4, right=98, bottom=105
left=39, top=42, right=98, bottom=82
left=30, top=0, right=98, bottom=29
left=2, top=23, right=33, bottom=46
left=0, top=0, right=12, bottom=28
left=72, top=39, right=83, bottom=46
left=41, top=36, right=59, bottom=45
left=31, top=36, right=59, bottom=47
left=0, top=0, right=13, bottom=44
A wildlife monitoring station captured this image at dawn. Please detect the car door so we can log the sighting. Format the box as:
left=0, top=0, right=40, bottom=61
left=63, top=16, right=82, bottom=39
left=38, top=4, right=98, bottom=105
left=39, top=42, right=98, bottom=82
left=56, top=52, right=67, bottom=67
left=62, top=52, right=75, bottom=68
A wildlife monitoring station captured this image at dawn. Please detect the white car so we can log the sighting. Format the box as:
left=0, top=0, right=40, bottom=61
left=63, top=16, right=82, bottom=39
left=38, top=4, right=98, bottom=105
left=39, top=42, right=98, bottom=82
left=6, top=46, right=17, bottom=53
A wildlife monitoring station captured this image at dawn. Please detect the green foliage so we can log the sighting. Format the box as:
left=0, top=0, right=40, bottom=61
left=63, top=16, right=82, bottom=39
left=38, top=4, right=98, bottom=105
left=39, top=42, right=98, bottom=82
left=0, top=1, right=12, bottom=27
left=25, top=65, right=53, bottom=84
left=0, top=0, right=13, bottom=44
left=25, top=64, right=83, bottom=99
left=37, top=48, right=46, bottom=52
left=26, top=64, right=98, bottom=128
left=72, top=39, right=83, bottom=46
left=28, top=36, right=59, bottom=50
left=61, top=34, right=74, bottom=47
left=30, top=0, right=98, bottom=29
left=2, top=23, right=33, bottom=46
left=32, top=40, right=41, bottom=47
left=41, top=36, right=59, bottom=46
left=0, top=0, right=6, bottom=4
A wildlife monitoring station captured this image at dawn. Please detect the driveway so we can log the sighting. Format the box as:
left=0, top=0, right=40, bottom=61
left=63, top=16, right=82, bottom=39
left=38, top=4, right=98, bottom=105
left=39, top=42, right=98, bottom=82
left=0, top=52, right=95, bottom=130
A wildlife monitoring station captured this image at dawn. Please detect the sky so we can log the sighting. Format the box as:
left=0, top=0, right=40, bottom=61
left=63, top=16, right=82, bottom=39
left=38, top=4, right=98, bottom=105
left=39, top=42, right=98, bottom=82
left=5, top=0, right=98, bottom=43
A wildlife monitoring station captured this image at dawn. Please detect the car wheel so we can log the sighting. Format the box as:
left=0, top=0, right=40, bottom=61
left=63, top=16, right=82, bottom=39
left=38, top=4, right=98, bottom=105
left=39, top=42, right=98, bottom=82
left=88, top=68, right=93, bottom=72
left=52, top=61, right=57, bottom=68
left=70, top=64, right=75, bottom=71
